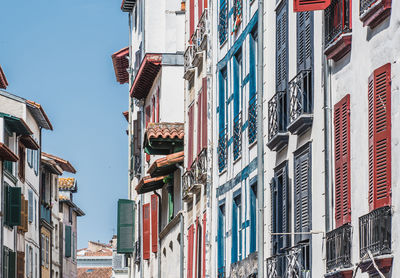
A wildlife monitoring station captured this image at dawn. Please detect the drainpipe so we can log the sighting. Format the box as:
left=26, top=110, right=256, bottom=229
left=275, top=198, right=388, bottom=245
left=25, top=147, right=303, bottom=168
left=256, top=1, right=265, bottom=277
left=153, top=191, right=162, bottom=278
left=140, top=103, right=145, bottom=278
left=176, top=164, right=184, bottom=278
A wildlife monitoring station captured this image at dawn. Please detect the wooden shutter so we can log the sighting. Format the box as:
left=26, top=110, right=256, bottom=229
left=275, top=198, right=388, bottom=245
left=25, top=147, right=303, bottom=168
left=143, top=203, right=151, bottom=260
left=369, top=63, right=392, bottom=211
left=18, top=144, right=25, bottom=182
left=294, top=0, right=331, bottom=12
left=17, top=251, right=24, bottom=278
left=133, top=120, right=139, bottom=155
left=187, top=225, right=194, bottom=278
left=65, top=225, right=72, bottom=257
left=202, top=78, right=208, bottom=150
left=276, top=1, right=288, bottom=92
left=135, top=111, right=142, bottom=155
left=297, top=11, right=313, bottom=71
left=194, top=218, right=199, bottom=278
left=156, top=88, right=160, bottom=123
left=8, top=250, right=16, bottom=278
left=9, top=187, right=21, bottom=227
left=24, top=200, right=28, bottom=232
left=18, top=195, right=27, bottom=233
left=117, top=199, right=135, bottom=254
left=190, top=0, right=195, bottom=41
left=281, top=164, right=290, bottom=249
left=334, top=94, right=351, bottom=227
left=188, top=105, right=194, bottom=168
left=198, top=0, right=203, bottom=24
left=294, top=145, right=312, bottom=244
left=197, top=94, right=202, bottom=156
left=151, top=194, right=158, bottom=253
left=202, top=213, right=206, bottom=278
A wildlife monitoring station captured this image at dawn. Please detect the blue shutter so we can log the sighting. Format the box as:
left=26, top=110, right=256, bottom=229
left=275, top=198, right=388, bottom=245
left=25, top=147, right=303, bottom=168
left=217, top=204, right=225, bottom=272
left=65, top=225, right=72, bottom=258
left=249, top=183, right=257, bottom=253
left=276, top=0, right=288, bottom=93
left=297, top=12, right=314, bottom=71
left=231, top=199, right=238, bottom=263
left=219, top=69, right=227, bottom=132
left=28, top=190, right=33, bottom=223
left=233, top=51, right=242, bottom=117
left=249, top=32, right=257, bottom=100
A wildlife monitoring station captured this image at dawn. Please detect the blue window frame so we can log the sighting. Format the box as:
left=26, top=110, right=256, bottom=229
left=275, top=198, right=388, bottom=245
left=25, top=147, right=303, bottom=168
left=218, top=0, right=228, bottom=45
left=249, top=182, right=257, bottom=253
left=217, top=203, right=226, bottom=275
left=218, top=68, right=228, bottom=172
left=232, top=192, right=242, bottom=263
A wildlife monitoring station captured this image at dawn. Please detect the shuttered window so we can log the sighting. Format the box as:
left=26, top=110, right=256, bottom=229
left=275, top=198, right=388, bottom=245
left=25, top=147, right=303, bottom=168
left=18, top=144, right=25, bottom=182
left=293, top=0, right=331, bottom=12
left=117, top=199, right=135, bottom=254
left=187, top=224, right=194, bottom=278
left=217, top=204, right=225, bottom=273
left=294, top=143, right=312, bottom=244
left=18, top=195, right=28, bottom=233
left=9, top=251, right=15, bottom=278
left=142, top=203, right=151, bottom=260
left=151, top=194, right=158, bottom=253
left=231, top=193, right=242, bottom=263
left=28, top=190, right=33, bottom=223
left=250, top=183, right=257, bottom=253
left=197, top=93, right=202, bottom=156
left=202, top=213, right=206, bottom=278
left=5, top=185, right=21, bottom=227
left=190, top=0, right=195, bottom=41
left=188, top=105, right=195, bottom=168
left=65, top=225, right=72, bottom=258
left=276, top=0, right=288, bottom=93
left=368, top=63, right=391, bottom=211
left=334, top=94, right=351, bottom=227
left=201, top=78, right=207, bottom=150
left=271, top=162, right=290, bottom=254
left=17, top=251, right=24, bottom=278
left=297, top=11, right=313, bottom=71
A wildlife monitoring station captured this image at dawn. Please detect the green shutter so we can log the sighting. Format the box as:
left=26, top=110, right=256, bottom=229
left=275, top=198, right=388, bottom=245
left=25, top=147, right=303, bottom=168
left=3, top=248, right=8, bottom=278
left=9, top=187, right=21, bottom=227
left=168, top=187, right=174, bottom=222
left=65, top=225, right=72, bottom=258
left=4, top=184, right=10, bottom=226
left=8, top=250, right=15, bottom=278
left=117, top=199, right=135, bottom=254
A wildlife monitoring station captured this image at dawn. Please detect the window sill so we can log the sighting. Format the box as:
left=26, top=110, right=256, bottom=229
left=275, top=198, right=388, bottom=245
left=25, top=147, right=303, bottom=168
left=4, top=170, right=17, bottom=184
left=360, top=0, right=391, bottom=28
left=266, top=132, right=289, bottom=152
left=233, top=155, right=242, bottom=165
left=324, top=32, right=352, bottom=62
left=218, top=168, right=227, bottom=176
left=248, top=140, right=257, bottom=149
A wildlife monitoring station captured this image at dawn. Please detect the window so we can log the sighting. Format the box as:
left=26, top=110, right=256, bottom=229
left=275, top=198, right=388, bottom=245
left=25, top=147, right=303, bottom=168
left=69, top=207, right=73, bottom=223
left=29, top=247, right=33, bottom=278
left=4, top=184, right=21, bottom=227
left=196, top=222, right=202, bottom=278
left=218, top=0, right=228, bottom=45
left=4, top=126, right=14, bottom=175
left=188, top=104, right=194, bottom=168
left=217, top=203, right=225, bottom=275
left=46, top=236, right=49, bottom=267
left=187, top=225, right=195, bottom=278
left=276, top=0, right=288, bottom=94
left=248, top=29, right=258, bottom=145
left=233, top=50, right=242, bottom=160
left=55, top=225, right=59, bottom=249
left=250, top=183, right=257, bottom=253
left=28, top=190, right=33, bottom=223
left=18, top=143, right=26, bottom=182
left=232, top=193, right=242, bottom=263
left=218, top=69, right=228, bottom=172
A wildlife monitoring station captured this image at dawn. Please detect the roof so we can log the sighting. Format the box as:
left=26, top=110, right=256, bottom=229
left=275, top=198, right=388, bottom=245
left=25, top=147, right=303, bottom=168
left=42, top=152, right=76, bottom=173
left=0, top=113, right=33, bottom=136
left=148, top=151, right=184, bottom=177
left=135, top=175, right=167, bottom=194
left=111, top=47, right=129, bottom=84
left=122, top=111, right=129, bottom=122
left=59, top=177, right=77, bottom=191
left=144, top=122, right=184, bottom=155
left=0, top=65, right=8, bottom=89
left=145, top=122, right=184, bottom=141
left=130, top=54, right=162, bottom=99
left=20, top=135, right=40, bottom=150
left=41, top=158, right=63, bottom=175
left=77, top=267, right=112, bottom=278
left=26, top=100, right=53, bottom=130
left=59, top=197, right=85, bottom=216
left=0, top=143, right=19, bottom=162
left=121, top=0, right=136, bottom=12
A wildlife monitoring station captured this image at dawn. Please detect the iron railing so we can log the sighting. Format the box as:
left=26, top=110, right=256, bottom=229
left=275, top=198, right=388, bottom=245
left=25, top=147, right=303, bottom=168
left=284, top=243, right=311, bottom=278
left=248, top=94, right=257, bottom=145
left=198, top=9, right=208, bottom=49
left=196, top=148, right=207, bottom=183
left=359, top=206, right=391, bottom=258
left=326, top=224, right=352, bottom=272
left=266, top=254, right=286, bottom=278
left=134, top=240, right=140, bottom=264
left=184, top=45, right=194, bottom=71
left=218, top=0, right=228, bottom=45
left=268, top=91, right=288, bottom=141
left=192, top=29, right=200, bottom=53
left=218, top=266, right=226, bottom=278
left=324, top=0, right=351, bottom=46
left=218, top=127, right=228, bottom=172
left=360, top=0, right=378, bottom=16
left=233, top=112, right=242, bottom=160
left=288, top=70, right=313, bottom=125
left=182, top=170, right=194, bottom=199
left=134, top=155, right=141, bottom=176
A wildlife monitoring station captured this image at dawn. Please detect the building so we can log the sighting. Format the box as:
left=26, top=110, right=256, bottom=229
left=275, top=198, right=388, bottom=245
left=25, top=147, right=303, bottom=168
left=77, top=240, right=113, bottom=278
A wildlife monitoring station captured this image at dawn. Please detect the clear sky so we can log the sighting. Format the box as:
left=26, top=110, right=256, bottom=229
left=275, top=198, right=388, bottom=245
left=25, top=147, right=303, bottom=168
left=0, top=0, right=129, bottom=248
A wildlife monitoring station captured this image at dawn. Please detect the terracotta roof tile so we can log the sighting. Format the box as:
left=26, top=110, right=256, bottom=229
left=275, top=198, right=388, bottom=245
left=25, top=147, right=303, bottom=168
left=59, top=177, right=77, bottom=190
left=130, top=54, right=162, bottom=99
left=42, top=152, right=76, bottom=173
left=0, top=65, right=8, bottom=89
left=77, top=267, right=112, bottom=278
left=122, top=111, right=129, bottom=122
left=26, top=100, right=53, bottom=130
left=148, top=151, right=184, bottom=177
left=0, top=143, right=19, bottom=162
left=145, top=122, right=184, bottom=141
left=135, top=175, right=166, bottom=194
left=111, top=47, right=129, bottom=84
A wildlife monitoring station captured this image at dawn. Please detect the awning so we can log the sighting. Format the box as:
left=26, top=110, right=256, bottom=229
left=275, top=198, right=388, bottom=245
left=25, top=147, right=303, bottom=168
left=0, top=143, right=18, bottom=162
left=26, top=100, right=53, bottom=130
left=42, top=152, right=76, bottom=173
left=144, top=122, right=184, bottom=155
left=130, top=54, right=162, bottom=99
left=148, top=151, right=184, bottom=177
left=20, top=135, right=40, bottom=150
left=0, top=65, right=8, bottom=89
left=135, top=175, right=166, bottom=194
left=121, top=0, right=136, bottom=12
left=0, top=113, right=32, bottom=136
left=112, top=47, right=129, bottom=84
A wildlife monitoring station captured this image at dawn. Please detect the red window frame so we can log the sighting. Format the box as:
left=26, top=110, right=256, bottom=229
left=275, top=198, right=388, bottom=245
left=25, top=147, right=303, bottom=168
left=187, top=225, right=194, bottom=278
left=151, top=194, right=158, bottom=253
left=294, top=0, right=331, bottom=12
left=143, top=203, right=151, bottom=260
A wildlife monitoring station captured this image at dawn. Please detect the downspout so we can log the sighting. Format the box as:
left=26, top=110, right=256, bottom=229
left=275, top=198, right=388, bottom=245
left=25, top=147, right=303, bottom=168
left=153, top=190, right=162, bottom=278
left=256, top=1, right=264, bottom=278
left=176, top=164, right=184, bottom=278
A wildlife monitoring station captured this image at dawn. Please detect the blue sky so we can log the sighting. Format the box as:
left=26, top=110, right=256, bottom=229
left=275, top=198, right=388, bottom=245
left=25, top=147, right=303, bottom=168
left=0, top=0, right=129, bottom=248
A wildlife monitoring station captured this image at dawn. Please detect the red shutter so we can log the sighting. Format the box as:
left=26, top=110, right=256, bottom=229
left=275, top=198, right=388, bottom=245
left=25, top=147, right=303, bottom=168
left=197, top=94, right=202, bottom=156
left=334, top=94, right=351, bottom=227
left=204, top=0, right=207, bottom=10
left=151, top=194, right=158, bottom=253
left=152, top=97, right=156, bottom=123
left=143, top=203, right=151, bottom=260
left=202, top=78, right=208, bottom=150
left=156, top=88, right=160, bottom=123
left=190, top=0, right=195, bottom=41
left=145, top=106, right=151, bottom=128
left=198, top=0, right=203, bottom=22
left=187, top=225, right=194, bottom=278
left=188, top=105, right=194, bottom=168
left=202, top=213, right=206, bottom=278
left=194, top=218, right=199, bottom=278
left=369, top=63, right=392, bottom=211
left=293, top=0, right=331, bottom=12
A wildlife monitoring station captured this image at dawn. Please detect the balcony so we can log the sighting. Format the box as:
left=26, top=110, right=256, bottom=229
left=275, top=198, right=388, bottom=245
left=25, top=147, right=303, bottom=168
left=195, top=148, right=207, bottom=183
left=183, top=45, right=195, bottom=80
left=218, top=266, right=226, bottom=278
left=248, top=94, right=257, bottom=145
left=267, top=91, right=289, bottom=152
left=266, top=254, right=286, bottom=278
left=134, top=155, right=141, bottom=176
left=288, top=70, right=313, bottom=135
left=324, top=0, right=352, bottom=62
left=360, top=0, right=391, bottom=28
left=40, top=204, right=51, bottom=225
left=218, top=127, right=228, bottom=173
left=326, top=224, right=352, bottom=273
left=134, top=240, right=140, bottom=264
left=218, top=0, right=228, bottom=46
left=182, top=170, right=194, bottom=202
left=230, top=251, right=257, bottom=277
left=233, top=112, right=242, bottom=161
left=198, top=9, right=208, bottom=51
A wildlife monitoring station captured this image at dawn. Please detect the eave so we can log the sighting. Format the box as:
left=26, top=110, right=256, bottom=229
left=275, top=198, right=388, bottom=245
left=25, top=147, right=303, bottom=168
left=122, top=111, right=129, bottom=122
left=0, top=113, right=33, bottom=136
left=42, top=152, right=76, bottom=174
left=0, top=143, right=19, bottom=162
left=144, top=122, right=184, bottom=155
left=41, top=158, right=63, bottom=175
left=135, top=175, right=166, bottom=194
left=121, top=0, right=136, bottom=12
left=20, top=135, right=40, bottom=150
left=112, top=47, right=130, bottom=84
left=26, top=100, right=53, bottom=130
left=148, top=151, right=184, bottom=177
left=130, top=54, right=162, bottom=99
left=0, top=65, right=8, bottom=89
left=60, top=199, right=85, bottom=216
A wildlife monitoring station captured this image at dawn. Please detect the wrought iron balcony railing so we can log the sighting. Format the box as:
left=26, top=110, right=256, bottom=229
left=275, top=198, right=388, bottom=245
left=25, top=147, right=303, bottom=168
left=266, top=254, right=286, bottom=278
left=284, top=243, right=311, bottom=278
left=218, top=0, right=228, bottom=46
left=326, top=223, right=352, bottom=272
left=288, top=70, right=313, bottom=135
left=134, top=155, right=141, bottom=176
left=267, top=91, right=289, bottom=151
left=324, top=0, right=351, bottom=47
left=198, top=9, right=208, bottom=50
left=359, top=206, right=391, bottom=258
left=218, top=127, right=228, bottom=172
left=233, top=112, right=242, bottom=161
left=184, top=45, right=194, bottom=72
left=182, top=170, right=194, bottom=201
left=196, top=148, right=207, bottom=183
left=218, top=266, right=226, bottom=278
left=248, top=94, right=257, bottom=145
left=134, top=240, right=140, bottom=264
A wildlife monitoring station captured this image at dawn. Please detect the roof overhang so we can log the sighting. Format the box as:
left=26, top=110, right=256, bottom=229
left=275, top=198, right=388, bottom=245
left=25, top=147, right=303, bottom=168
left=20, top=135, right=40, bottom=150
left=41, top=158, right=63, bottom=175
left=42, top=152, right=76, bottom=173
left=130, top=54, right=162, bottom=99
left=0, top=143, right=19, bottom=162
left=0, top=113, right=33, bottom=136
left=121, top=0, right=136, bottom=12
left=144, top=122, right=184, bottom=155
left=135, top=175, right=166, bottom=194
left=26, top=100, right=53, bottom=130
left=60, top=199, right=85, bottom=216
left=148, top=151, right=184, bottom=177
left=0, top=65, right=8, bottom=89
left=112, top=47, right=130, bottom=84
left=122, top=111, right=129, bottom=122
